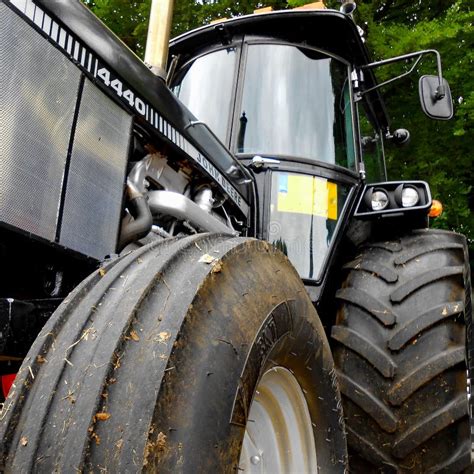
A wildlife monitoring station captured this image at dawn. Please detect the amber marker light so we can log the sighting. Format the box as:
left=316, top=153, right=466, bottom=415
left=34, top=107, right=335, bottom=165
left=429, top=199, right=443, bottom=218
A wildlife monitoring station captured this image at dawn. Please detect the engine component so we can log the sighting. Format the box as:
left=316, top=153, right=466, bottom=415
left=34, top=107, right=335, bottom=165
left=118, top=181, right=153, bottom=250
left=129, top=154, right=167, bottom=193
left=194, top=187, right=214, bottom=213
left=147, top=191, right=235, bottom=234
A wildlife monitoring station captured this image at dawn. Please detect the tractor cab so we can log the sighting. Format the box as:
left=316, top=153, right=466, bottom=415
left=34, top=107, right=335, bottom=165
left=169, top=9, right=388, bottom=284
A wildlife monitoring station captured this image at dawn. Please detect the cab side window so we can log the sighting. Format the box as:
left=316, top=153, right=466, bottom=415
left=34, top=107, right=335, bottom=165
left=172, top=48, right=238, bottom=144
left=359, top=104, right=387, bottom=182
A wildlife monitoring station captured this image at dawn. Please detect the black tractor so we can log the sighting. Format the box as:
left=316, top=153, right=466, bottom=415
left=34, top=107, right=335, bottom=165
left=0, top=0, right=471, bottom=472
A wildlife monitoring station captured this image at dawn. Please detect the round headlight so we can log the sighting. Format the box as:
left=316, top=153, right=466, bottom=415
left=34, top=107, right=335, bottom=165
left=371, top=190, right=389, bottom=211
left=401, top=186, right=420, bottom=207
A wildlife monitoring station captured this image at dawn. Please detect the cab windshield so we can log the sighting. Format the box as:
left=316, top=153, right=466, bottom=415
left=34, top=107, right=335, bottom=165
left=172, top=43, right=355, bottom=170
left=237, top=44, right=355, bottom=169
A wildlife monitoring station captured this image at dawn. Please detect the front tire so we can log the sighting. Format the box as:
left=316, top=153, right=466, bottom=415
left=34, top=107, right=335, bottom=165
left=333, top=229, right=471, bottom=472
left=0, top=234, right=347, bottom=472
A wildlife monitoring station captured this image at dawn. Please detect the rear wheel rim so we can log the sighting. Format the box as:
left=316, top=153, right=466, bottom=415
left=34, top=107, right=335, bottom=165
left=239, top=366, right=317, bottom=473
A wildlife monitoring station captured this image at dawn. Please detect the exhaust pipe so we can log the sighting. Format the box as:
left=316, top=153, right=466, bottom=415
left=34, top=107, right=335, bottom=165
left=147, top=191, right=236, bottom=234
left=340, top=1, right=356, bottom=17
left=340, top=1, right=363, bottom=37
left=118, top=181, right=153, bottom=250
left=145, top=0, right=174, bottom=79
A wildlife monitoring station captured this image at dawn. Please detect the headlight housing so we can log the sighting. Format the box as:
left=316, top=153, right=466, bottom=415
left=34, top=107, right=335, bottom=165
left=371, top=190, right=389, bottom=211
left=356, top=181, right=432, bottom=219
left=401, top=187, right=419, bottom=207
left=395, top=184, right=420, bottom=208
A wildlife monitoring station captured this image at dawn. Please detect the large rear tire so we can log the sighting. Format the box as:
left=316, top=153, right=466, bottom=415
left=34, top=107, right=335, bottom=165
left=0, top=234, right=347, bottom=472
left=333, top=229, right=471, bottom=472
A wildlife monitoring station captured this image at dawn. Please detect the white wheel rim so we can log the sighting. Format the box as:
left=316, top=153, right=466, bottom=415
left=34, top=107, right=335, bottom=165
left=239, top=366, right=318, bottom=473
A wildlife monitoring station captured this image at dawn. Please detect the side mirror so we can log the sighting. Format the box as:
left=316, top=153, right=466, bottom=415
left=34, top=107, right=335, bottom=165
left=419, top=75, right=453, bottom=120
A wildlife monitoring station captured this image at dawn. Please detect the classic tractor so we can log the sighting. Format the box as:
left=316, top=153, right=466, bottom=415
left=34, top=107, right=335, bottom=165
left=0, top=0, right=471, bottom=472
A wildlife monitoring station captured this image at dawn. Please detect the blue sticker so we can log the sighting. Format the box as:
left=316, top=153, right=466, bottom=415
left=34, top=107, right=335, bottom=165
left=279, top=174, right=288, bottom=193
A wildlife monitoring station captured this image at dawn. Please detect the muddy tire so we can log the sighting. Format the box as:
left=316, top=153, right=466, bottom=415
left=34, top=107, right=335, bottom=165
left=333, top=229, right=472, bottom=473
left=0, top=234, right=347, bottom=473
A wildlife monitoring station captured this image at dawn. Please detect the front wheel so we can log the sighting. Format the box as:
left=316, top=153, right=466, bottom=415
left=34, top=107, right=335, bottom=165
left=0, top=234, right=347, bottom=472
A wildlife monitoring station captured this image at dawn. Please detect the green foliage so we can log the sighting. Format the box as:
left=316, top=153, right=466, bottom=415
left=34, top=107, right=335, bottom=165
left=81, top=1, right=150, bottom=56
left=82, top=0, right=473, bottom=250
left=353, top=1, right=473, bottom=247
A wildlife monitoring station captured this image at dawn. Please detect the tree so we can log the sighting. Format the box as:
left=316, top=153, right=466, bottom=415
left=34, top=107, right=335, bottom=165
left=82, top=1, right=150, bottom=56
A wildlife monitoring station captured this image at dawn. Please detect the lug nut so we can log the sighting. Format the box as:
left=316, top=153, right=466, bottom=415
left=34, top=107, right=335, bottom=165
left=250, top=455, right=261, bottom=465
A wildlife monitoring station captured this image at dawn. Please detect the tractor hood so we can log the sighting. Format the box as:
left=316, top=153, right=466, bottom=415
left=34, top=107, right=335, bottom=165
left=32, top=0, right=252, bottom=201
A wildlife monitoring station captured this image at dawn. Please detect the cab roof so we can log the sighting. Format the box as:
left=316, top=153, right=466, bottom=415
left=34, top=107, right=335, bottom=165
left=170, top=9, right=368, bottom=66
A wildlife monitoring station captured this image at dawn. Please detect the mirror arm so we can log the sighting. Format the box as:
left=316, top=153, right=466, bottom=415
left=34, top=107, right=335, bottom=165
left=358, top=55, right=423, bottom=98
left=359, top=49, right=445, bottom=100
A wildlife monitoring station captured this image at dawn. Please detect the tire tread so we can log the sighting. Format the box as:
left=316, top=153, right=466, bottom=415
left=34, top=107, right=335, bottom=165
left=336, top=288, right=396, bottom=326
left=333, top=230, right=470, bottom=472
left=336, top=371, right=398, bottom=432
left=331, top=326, right=397, bottom=377
left=388, top=301, right=464, bottom=350
left=393, top=396, right=468, bottom=459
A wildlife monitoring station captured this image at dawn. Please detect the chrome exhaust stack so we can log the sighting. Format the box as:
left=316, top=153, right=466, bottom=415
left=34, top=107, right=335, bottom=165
left=145, top=0, right=174, bottom=78
left=340, top=1, right=356, bottom=16
left=340, top=2, right=364, bottom=38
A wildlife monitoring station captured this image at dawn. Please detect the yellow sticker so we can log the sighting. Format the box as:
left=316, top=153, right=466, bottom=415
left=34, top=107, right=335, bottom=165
left=327, top=181, right=338, bottom=220
left=277, top=174, right=338, bottom=220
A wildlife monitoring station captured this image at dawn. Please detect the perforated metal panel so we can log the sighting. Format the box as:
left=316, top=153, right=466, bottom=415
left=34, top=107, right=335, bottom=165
left=0, top=3, right=81, bottom=240
left=59, top=79, right=131, bottom=259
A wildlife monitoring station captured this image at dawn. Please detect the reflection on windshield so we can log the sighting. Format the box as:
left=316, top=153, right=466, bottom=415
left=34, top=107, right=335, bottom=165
left=238, top=44, right=353, bottom=168
left=172, top=48, right=237, bottom=143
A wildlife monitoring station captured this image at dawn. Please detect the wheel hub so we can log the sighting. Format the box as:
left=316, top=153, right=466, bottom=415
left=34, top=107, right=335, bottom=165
left=239, top=366, right=317, bottom=473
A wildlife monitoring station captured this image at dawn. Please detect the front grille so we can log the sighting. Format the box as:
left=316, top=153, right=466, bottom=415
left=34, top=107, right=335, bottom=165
left=0, top=2, right=81, bottom=241
left=1, top=3, right=132, bottom=260
left=59, top=79, right=131, bottom=259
